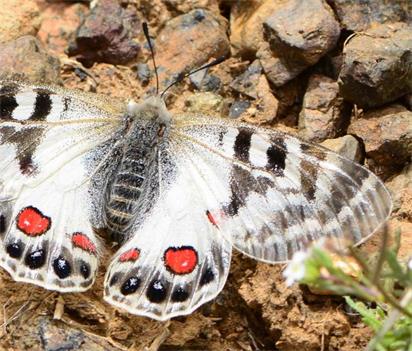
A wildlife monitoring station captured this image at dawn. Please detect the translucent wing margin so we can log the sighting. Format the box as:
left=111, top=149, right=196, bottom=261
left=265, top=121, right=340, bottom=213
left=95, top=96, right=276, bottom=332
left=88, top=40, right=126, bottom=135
left=170, top=115, right=392, bottom=262
left=0, top=80, right=125, bottom=291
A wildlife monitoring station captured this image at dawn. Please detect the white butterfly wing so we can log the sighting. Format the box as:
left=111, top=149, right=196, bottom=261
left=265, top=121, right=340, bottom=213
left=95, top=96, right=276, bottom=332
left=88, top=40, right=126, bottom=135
left=0, top=80, right=124, bottom=291
left=104, top=140, right=232, bottom=321
left=171, top=115, right=392, bottom=262
left=104, top=111, right=391, bottom=320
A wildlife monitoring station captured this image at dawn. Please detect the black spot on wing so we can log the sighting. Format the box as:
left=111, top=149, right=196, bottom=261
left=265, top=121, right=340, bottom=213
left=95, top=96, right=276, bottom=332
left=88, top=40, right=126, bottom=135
left=234, top=128, right=253, bottom=162
left=31, top=91, right=52, bottom=120
left=0, top=214, right=6, bottom=234
left=121, top=276, right=141, bottom=295
left=6, top=242, right=24, bottom=259
left=25, top=248, right=46, bottom=269
left=0, top=84, right=19, bottom=120
left=80, top=261, right=91, bottom=279
left=53, top=256, right=72, bottom=279
left=200, top=267, right=215, bottom=286
left=171, top=286, right=190, bottom=302
left=146, top=279, right=168, bottom=303
left=266, top=137, right=287, bottom=176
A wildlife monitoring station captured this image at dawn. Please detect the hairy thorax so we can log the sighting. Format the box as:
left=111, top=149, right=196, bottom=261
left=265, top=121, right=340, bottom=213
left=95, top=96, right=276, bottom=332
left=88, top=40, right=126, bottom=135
left=104, top=98, right=170, bottom=242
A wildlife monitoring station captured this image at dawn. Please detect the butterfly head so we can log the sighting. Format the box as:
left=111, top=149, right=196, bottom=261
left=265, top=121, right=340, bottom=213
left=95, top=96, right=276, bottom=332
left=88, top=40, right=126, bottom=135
left=127, top=96, right=171, bottom=127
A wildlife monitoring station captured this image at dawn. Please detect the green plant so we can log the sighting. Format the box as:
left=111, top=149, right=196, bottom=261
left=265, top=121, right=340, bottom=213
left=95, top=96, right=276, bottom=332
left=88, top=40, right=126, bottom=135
left=283, top=228, right=412, bottom=350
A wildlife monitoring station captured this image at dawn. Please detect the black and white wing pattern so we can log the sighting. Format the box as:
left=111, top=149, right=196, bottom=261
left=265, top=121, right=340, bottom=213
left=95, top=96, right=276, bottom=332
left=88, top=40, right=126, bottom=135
left=104, top=112, right=391, bottom=321
left=0, top=80, right=124, bottom=291
left=172, top=117, right=392, bottom=262
left=171, top=115, right=392, bottom=262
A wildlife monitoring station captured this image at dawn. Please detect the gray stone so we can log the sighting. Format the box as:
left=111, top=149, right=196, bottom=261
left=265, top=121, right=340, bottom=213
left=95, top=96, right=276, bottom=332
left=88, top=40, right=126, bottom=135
left=386, top=164, right=412, bottom=220
left=299, top=75, right=351, bottom=142
left=259, top=0, right=340, bottom=87
left=348, top=104, right=412, bottom=179
left=0, top=36, right=60, bottom=84
left=154, top=9, right=230, bottom=90
left=329, top=0, right=412, bottom=32
left=68, top=0, right=141, bottom=67
left=230, top=60, right=262, bottom=99
left=339, top=22, right=412, bottom=108
left=320, top=135, right=362, bottom=162
left=229, top=100, right=250, bottom=119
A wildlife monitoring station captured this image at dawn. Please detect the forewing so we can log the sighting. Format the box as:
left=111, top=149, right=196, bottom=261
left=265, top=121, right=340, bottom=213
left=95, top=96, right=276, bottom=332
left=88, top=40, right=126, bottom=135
left=169, top=115, right=392, bottom=262
left=104, top=143, right=232, bottom=321
left=0, top=80, right=125, bottom=291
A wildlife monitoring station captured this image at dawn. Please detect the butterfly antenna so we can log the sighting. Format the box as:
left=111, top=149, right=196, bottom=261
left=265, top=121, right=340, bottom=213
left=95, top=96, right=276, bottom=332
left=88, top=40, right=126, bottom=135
left=142, top=22, right=159, bottom=95
left=160, top=56, right=225, bottom=99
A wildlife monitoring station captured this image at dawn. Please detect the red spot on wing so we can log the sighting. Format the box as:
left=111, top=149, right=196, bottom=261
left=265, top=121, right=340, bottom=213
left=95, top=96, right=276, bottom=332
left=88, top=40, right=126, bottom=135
left=164, top=246, right=198, bottom=275
left=16, top=206, right=51, bottom=236
left=119, top=248, right=140, bottom=262
left=72, top=233, right=96, bottom=254
left=206, top=210, right=219, bottom=228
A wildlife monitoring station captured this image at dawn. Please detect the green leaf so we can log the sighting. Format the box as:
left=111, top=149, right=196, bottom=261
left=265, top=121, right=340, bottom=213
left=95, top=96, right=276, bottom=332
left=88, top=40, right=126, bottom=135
left=344, top=296, right=382, bottom=331
left=385, top=250, right=406, bottom=281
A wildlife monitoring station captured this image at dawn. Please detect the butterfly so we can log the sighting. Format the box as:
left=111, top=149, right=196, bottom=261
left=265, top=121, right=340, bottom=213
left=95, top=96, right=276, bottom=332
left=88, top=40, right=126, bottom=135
left=0, top=75, right=391, bottom=321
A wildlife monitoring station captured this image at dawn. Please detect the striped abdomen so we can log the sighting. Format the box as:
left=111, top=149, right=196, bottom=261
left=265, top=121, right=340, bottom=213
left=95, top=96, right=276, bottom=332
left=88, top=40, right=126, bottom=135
left=105, top=149, right=146, bottom=240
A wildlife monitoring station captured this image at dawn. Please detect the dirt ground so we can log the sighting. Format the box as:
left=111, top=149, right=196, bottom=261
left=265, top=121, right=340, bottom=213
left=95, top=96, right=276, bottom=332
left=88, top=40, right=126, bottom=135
left=0, top=0, right=411, bottom=350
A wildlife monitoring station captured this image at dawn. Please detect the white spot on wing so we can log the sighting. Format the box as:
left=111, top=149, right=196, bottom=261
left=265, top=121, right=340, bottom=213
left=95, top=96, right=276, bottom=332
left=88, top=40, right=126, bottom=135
left=12, top=91, right=36, bottom=120
left=249, top=133, right=270, bottom=168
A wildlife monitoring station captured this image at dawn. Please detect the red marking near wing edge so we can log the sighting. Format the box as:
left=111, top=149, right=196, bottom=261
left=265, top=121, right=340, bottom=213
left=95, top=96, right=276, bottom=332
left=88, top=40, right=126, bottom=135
left=16, top=206, right=51, bottom=236
left=164, top=246, right=198, bottom=275
left=119, top=248, right=140, bottom=262
left=206, top=210, right=219, bottom=228
left=72, top=233, right=97, bottom=254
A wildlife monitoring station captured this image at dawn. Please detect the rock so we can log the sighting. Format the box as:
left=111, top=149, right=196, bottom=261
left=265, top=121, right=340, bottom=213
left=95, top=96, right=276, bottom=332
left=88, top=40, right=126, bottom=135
left=258, top=0, right=340, bottom=87
left=230, top=59, right=262, bottom=99
left=68, top=0, right=141, bottom=67
left=0, top=0, right=40, bottom=43
left=339, top=22, right=412, bottom=108
left=37, top=2, right=88, bottom=55
left=184, top=92, right=224, bottom=115
left=321, top=135, right=362, bottom=162
left=161, top=0, right=220, bottom=16
left=386, top=164, right=412, bottom=220
left=199, top=74, right=221, bottom=92
left=230, top=0, right=280, bottom=56
left=229, top=100, right=250, bottom=118
left=328, top=0, right=412, bottom=32
left=299, top=75, right=351, bottom=142
left=348, top=104, right=412, bottom=179
left=253, top=75, right=279, bottom=123
left=257, top=42, right=299, bottom=88
left=240, top=74, right=279, bottom=124
left=190, top=71, right=221, bottom=92
left=0, top=36, right=61, bottom=84
left=155, top=9, right=230, bottom=90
